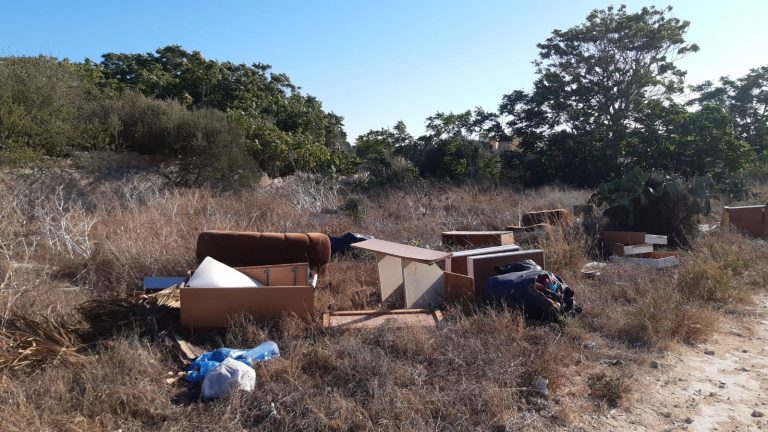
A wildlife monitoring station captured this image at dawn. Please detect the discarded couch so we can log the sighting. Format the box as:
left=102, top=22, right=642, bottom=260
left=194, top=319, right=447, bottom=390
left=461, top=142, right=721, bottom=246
left=483, top=259, right=579, bottom=320
left=196, top=231, right=332, bottom=273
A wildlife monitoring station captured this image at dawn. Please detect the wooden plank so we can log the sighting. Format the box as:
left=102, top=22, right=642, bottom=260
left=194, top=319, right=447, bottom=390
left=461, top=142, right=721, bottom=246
left=180, top=286, right=314, bottom=328
left=441, top=231, right=515, bottom=248
left=402, top=259, right=445, bottom=309
left=521, top=209, right=572, bottom=227
left=602, top=231, right=646, bottom=245
left=171, top=333, right=205, bottom=360
left=447, top=244, right=520, bottom=275
left=237, top=263, right=309, bottom=286
left=467, top=249, right=545, bottom=298
left=722, top=206, right=768, bottom=238
left=644, top=234, right=668, bottom=245
left=352, top=239, right=451, bottom=264
left=609, top=251, right=680, bottom=268
left=602, top=241, right=654, bottom=257
left=376, top=253, right=404, bottom=305
left=323, top=309, right=441, bottom=330
left=444, top=271, right=475, bottom=300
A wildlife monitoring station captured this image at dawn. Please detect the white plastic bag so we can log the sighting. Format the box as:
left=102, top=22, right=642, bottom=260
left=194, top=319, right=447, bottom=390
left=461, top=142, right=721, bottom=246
left=201, top=357, right=256, bottom=398
left=187, top=256, right=262, bottom=288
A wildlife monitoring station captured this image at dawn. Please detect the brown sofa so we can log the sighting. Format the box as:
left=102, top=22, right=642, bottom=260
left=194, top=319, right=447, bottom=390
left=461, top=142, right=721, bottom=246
left=196, top=231, right=332, bottom=274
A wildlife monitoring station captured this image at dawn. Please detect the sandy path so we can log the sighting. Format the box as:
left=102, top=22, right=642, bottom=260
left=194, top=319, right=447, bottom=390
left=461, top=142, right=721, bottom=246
left=576, top=302, right=768, bottom=431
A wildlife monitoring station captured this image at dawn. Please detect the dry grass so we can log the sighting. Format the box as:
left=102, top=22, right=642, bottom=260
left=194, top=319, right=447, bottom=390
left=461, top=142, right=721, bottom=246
left=0, top=167, right=766, bottom=430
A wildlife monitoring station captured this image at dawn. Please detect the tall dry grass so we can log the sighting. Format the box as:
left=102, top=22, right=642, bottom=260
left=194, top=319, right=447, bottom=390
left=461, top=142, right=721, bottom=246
left=0, top=167, right=765, bottom=431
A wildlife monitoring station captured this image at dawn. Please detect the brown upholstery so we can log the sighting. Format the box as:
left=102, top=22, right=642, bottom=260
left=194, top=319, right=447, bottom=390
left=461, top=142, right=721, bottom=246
left=196, top=231, right=332, bottom=273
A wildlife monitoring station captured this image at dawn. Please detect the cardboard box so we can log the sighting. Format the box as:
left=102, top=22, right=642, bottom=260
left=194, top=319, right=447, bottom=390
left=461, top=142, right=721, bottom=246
left=441, top=231, right=515, bottom=248
left=180, top=262, right=314, bottom=328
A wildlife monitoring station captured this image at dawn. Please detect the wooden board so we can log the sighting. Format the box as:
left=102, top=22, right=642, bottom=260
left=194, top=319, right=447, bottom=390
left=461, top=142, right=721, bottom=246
left=722, top=205, right=768, bottom=238
left=644, top=234, right=668, bottom=245
left=446, top=244, right=521, bottom=275
left=352, top=239, right=451, bottom=264
left=237, top=263, right=309, bottom=286
left=602, top=241, right=654, bottom=257
left=444, top=271, right=474, bottom=299
left=376, top=253, right=405, bottom=305
left=323, top=309, right=443, bottom=330
left=180, top=285, right=314, bottom=328
left=441, top=231, right=515, bottom=248
left=602, top=231, right=646, bottom=245
left=521, top=209, right=572, bottom=227
left=402, top=259, right=445, bottom=309
left=609, top=251, right=680, bottom=268
left=467, top=249, right=545, bottom=297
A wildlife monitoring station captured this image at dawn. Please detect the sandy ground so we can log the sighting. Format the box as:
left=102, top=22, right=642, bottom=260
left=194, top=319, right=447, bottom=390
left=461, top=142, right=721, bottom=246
left=575, top=302, right=768, bottom=431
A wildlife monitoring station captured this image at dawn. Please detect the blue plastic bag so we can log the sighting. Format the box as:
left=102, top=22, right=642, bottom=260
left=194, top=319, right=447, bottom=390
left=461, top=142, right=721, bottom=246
left=184, top=341, right=280, bottom=382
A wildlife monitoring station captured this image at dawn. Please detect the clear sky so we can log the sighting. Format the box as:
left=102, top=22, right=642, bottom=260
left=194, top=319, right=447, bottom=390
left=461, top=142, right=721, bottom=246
left=1, top=0, right=766, bottom=141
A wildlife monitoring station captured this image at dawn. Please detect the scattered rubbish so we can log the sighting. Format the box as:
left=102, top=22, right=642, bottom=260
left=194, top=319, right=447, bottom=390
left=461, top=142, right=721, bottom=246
left=308, top=209, right=340, bottom=228
left=172, top=333, right=205, bottom=361
left=467, top=249, right=545, bottom=297
left=483, top=259, right=579, bottom=320
left=445, top=244, right=521, bottom=275
left=144, top=276, right=187, bottom=292
left=196, top=230, right=332, bottom=274
left=608, top=252, right=680, bottom=268
left=581, top=261, right=607, bottom=278
left=187, top=257, right=262, bottom=288
left=698, top=223, right=718, bottom=232
left=181, top=263, right=315, bottom=328
left=521, top=209, right=573, bottom=227
left=329, top=232, right=373, bottom=256
left=721, top=205, right=768, bottom=238
left=352, top=239, right=451, bottom=308
left=322, top=309, right=443, bottom=330
left=601, top=231, right=678, bottom=268
left=704, top=350, right=715, bottom=356
left=201, top=357, right=256, bottom=399
left=184, top=341, right=279, bottom=383
left=534, top=376, right=549, bottom=398
left=752, top=410, right=765, bottom=418
left=441, top=230, right=515, bottom=248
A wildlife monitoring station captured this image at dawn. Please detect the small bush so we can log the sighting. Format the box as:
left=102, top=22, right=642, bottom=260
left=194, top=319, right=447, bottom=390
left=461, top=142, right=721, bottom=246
left=587, top=372, right=630, bottom=407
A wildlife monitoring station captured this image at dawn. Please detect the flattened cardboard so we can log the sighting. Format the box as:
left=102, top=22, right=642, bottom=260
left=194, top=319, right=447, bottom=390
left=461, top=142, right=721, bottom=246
left=441, top=231, right=515, bottom=248
left=180, top=263, right=314, bottom=328
left=467, top=249, right=545, bottom=297
left=446, top=244, right=521, bottom=275
left=323, top=309, right=443, bottom=330
left=352, top=239, right=451, bottom=264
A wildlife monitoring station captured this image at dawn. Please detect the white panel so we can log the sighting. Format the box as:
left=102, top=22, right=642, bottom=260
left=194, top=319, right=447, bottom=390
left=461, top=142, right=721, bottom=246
left=402, top=259, right=445, bottom=309
left=376, top=253, right=404, bottom=305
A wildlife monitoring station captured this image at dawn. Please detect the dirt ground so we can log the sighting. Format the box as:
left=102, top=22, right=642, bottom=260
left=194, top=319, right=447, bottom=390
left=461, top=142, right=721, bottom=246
left=574, top=302, right=768, bottom=432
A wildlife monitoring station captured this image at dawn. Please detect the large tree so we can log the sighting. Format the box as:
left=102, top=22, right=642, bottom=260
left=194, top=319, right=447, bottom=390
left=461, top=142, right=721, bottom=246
left=501, top=5, right=699, bottom=185
left=690, top=66, right=768, bottom=155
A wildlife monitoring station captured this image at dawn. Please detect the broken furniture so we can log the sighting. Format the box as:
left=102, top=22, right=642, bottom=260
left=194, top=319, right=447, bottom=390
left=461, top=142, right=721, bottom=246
left=322, top=309, right=443, bottom=330
left=351, top=239, right=451, bottom=309
left=505, top=209, right=573, bottom=242
left=441, top=231, right=515, bottom=248
left=721, top=205, right=768, bottom=238
left=601, top=230, right=678, bottom=268
left=445, top=244, right=521, bottom=275
left=196, top=231, right=332, bottom=274
left=466, top=249, right=545, bottom=297
left=180, top=262, right=315, bottom=328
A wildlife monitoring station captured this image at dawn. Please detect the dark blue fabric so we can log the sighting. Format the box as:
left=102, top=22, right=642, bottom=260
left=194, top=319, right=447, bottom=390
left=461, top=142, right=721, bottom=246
left=330, top=232, right=372, bottom=255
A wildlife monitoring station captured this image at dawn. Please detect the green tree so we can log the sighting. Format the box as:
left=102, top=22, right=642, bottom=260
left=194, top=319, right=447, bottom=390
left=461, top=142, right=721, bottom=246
left=690, top=66, right=768, bottom=155
left=500, top=5, right=699, bottom=185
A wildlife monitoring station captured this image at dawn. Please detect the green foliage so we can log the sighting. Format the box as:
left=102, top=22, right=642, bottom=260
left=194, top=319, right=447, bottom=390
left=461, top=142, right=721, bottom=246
left=0, top=56, right=119, bottom=162
left=589, top=168, right=716, bottom=246
left=353, top=122, right=419, bottom=188
left=501, top=5, right=700, bottom=186
left=111, top=93, right=257, bottom=189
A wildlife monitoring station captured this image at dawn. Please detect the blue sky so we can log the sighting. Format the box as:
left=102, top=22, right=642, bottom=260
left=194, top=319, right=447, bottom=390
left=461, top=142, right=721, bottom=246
left=2, top=0, right=766, bottom=141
